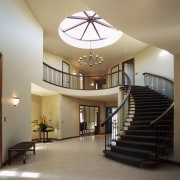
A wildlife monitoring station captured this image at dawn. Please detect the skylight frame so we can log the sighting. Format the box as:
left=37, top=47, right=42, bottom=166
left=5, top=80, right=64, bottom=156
left=58, top=11, right=123, bottom=49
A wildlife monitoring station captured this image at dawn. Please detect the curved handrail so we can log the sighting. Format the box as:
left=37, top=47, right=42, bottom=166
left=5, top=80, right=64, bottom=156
left=143, top=72, right=174, bottom=84
left=43, top=62, right=128, bottom=90
left=101, top=71, right=131, bottom=127
left=150, top=103, right=174, bottom=125
left=143, top=72, right=174, bottom=126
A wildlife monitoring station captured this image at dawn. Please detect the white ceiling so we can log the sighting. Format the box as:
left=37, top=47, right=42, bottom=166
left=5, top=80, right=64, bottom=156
left=25, top=0, right=149, bottom=75
left=27, top=0, right=179, bottom=99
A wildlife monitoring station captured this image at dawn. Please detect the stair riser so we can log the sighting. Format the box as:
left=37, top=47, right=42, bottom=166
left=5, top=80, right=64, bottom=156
left=116, top=141, right=156, bottom=151
left=132, top=116, right=173, bottom=121
left=128, top=126, right=172, bottom=130
left=125, top=131, right=156, bottom=136
left=105, top=153, right=140, bottom=167
left=131, top=120, right=172, bottom=125
left=128, top=126, right=153, bottom=130
left=132, top=106, right=170, bottom=109
left=132, top=117, right=156, bottom=120
left=132, top=109, right=167, bottom=113
left=131, top=121, right=152, bottom=125
left=129, top=98, right=171, bottom=101
left=111, top=147, right=154, bottom=159
left=121, top=136, right=156, bottom=143
left=130, top=101, right=171, bottom=105
left=129, top=112, right=165, bottom=116
left=125, top=131, right=169, bottom=136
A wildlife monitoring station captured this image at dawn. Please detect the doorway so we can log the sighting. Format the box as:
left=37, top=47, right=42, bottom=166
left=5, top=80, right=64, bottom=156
left=111, top=65, right=119, bottom=87
left=79, top=105, right=99, bottom=136
left=122, top=58, right=135, bottom=85
left=62, top=61, right=70, bottom=88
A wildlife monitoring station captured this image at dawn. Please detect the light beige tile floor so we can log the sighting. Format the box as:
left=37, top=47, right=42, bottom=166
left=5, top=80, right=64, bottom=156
left=0, top=135, right=179, bottom=180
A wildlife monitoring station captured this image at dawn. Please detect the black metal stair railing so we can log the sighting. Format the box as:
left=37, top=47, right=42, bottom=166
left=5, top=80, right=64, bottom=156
left=143, top=72, right=174, bottom=161
left=101, top=71, right=131, bottom=151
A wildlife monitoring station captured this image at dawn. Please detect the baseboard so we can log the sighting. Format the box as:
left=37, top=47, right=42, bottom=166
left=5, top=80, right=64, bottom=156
left=60, top=136, right=80, bottom=141
left=160, top=158, right=180, bottom=166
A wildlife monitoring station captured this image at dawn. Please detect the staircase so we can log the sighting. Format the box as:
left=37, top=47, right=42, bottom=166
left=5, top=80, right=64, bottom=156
left=103, top=85, right=174, bottom=168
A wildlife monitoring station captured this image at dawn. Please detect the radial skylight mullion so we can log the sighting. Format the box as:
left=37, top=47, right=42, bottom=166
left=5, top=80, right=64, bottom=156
left=92, top=21, right=102, bottom=40
left=94, top=19, right=114, bottom=29
left=83, top=23, right=100, bottom=41
left=80, top=22, right=91, bottom=40
left=62, top=20, right=87, bottom=33
left=83, top=11, right=102, bottom=40
left=66, top=23, right=89, bottom=40
left=67, top=16, right=88, bottom=21
left=83, top=11, right=96, bottom=20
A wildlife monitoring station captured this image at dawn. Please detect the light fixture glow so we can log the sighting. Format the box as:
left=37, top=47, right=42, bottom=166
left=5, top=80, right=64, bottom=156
left=90, top=81, right=94, bottom=86
left=0, top=171, right=17, bottom=177
left=12, top=97, right=20, bottom=106
left=21, top=172, right=40, bottom=178
left=159, top=50, right=169, bottom=56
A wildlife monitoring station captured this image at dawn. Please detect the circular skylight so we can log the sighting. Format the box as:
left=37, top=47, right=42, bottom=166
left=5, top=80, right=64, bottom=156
left=58, top=11, right=123, bottom=49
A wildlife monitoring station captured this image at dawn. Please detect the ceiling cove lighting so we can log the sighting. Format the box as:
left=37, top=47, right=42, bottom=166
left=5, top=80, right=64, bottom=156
left=58, top=11, right=123, bottom=49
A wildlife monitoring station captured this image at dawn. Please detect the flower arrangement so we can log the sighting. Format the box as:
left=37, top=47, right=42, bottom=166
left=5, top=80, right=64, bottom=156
left=32, top=115, right=54, bottom=131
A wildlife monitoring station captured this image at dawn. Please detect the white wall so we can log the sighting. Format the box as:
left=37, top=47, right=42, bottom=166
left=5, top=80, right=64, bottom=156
left=106, top=46, right=174, bottom=86
left=60, top=95, right=106, bottom=139
left=44, top=51, right=79, bottom=75
left=41, top=95, right=60, bottom=139
left=31, top=95, right=41, bottom=140
left=0, top=0, right=43, bottom=162
left=134, top=46, right=174, bottom=85
left=31, top=93, right=108, bottom=140
left=60, top=95, right=79, bottom=138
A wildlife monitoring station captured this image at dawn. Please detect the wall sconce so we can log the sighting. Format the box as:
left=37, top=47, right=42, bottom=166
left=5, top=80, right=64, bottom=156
left=90, top=82, right=94, bottom=86
left=12, top=97, right=20, bottom=106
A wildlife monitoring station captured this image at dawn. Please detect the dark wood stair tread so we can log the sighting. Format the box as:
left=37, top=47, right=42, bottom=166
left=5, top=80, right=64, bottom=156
left=104, top=150, right=145, bottom=167
left=111, top=145, right=154, bottom=155
left=117, top=140, right=156, bottom=146
left=103, top=85, right=173, bottom=168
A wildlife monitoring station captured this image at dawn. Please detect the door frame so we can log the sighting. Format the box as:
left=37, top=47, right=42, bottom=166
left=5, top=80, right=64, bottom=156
left=62, top=61, right=70, bottom=88
left=79, top=105, right=100, bottom=135
left=111, top=64, right=119, bottom=87
left=0, top=52, right=3, bottom=168
left=122, top=58, right=135, bottom=85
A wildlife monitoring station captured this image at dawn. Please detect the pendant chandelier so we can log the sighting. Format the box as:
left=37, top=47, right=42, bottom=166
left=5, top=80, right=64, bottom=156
left=78, top=41, right=104, bottom=68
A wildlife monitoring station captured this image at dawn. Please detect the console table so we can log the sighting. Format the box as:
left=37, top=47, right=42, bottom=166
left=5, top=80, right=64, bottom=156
left=34, top=129, right=53, bottom=143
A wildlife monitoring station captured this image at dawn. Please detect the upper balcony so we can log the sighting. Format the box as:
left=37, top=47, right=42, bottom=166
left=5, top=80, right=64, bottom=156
left=42, top=62, right=131, bottom=102
left=43, top=62, right=129, bottom=90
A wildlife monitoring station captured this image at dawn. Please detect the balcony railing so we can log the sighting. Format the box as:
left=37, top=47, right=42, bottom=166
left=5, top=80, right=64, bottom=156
left=143, top=72, right=174, bottom=100
left=143, top=72, right=174, bottom=160
left=43, top=62, right=127, bottom=90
